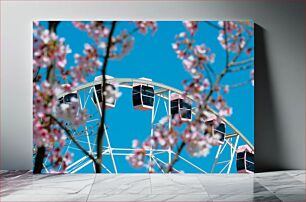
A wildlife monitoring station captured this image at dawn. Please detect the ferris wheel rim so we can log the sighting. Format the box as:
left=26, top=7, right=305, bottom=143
left=57, top=77, right=254, bottom=151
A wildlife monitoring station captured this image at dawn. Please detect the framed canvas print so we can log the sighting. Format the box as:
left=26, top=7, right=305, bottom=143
left=33, top=21, right=254, bottom=174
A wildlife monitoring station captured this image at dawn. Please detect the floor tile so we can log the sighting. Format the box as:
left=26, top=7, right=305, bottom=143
left=1, top=174, right=95, bottom=196
left=90, top=174, right=151, bottom=195
left=150, top=174, right=208, bottom=195
left=198, top=174, right=260, bottom=195
left=275, top=194, right=306, bottom=202
left=210, top=194, right=282, bottom=202
left=255, top=173, right=305, bottom=195
left=88, top=194, right=211, bottom=202
left=0, top=194, right=88, bottom=201
left=286, top=170, right=305, bottom=183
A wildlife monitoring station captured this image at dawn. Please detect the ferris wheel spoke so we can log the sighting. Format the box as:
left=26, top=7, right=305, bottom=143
left=153, top=156, right=181, bottom=173
left=170, top=151, right=207, bottom=174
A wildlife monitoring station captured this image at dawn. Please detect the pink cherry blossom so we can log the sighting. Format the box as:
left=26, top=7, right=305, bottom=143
left=109, top=30, right=135, bottom=59
left=72, top=21, right=110, bottom=43
left=33, top=22, right=71, bottom=73
left=56, top=97, right=88, bottom=128
left=126, top=148, right=146, bottom=168
left=183, top=21, right=198, bottom=36
left=172, top=29, right=215, bottom=76
left=71, top=43, right=102, bottom=83
left=135, top=21, right=157, bottom=35
left=218, top=21, right=253, bottom=53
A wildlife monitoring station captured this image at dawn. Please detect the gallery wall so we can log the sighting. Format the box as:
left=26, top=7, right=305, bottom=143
left=1, top=0, right=305, bottom=171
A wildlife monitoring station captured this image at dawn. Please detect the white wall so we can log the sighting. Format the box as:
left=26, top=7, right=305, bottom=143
left=1, top=0, right=304, bottom=171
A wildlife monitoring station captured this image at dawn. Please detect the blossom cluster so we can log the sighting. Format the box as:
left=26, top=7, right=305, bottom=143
left=183, top=21, right=198, bottom=36
left=217, top=21, right=253, bottom=53
left=48, top=147, right=73, bottom=171
left=56, top=96, right=88, bottom=128
left=135, top=21, right=157, bottom=35
left=72, top=21, right=110, bottom=43
left=107, top=30, right=135, bottom=60
left=103, top=83, right=122, bottom=104
left=71, top=43, right=102, bottom=84
left=172, top=32, right=215, bottom=76
left=33, top=22, right=71, bottom=81
left=33, top=81, right=72, bottom=170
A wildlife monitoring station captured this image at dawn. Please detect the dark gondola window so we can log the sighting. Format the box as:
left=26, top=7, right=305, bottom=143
left=245, top=153, right=255, bottom=172
left=141, top=86, right=154, bottom=106
left=179, top=100, right=191, bottom=119
left=215, top=123, right=225, bottom=142
left=133, top=85, right=154, bottom=107
left=132, top=85, right=142, bottom=106
left=64, top=93, right=78, bottom=103
left=171, top=99, right=179, bottom=118
left=93, top=84, right=117, bottom=105
left=93, top=84, right=103, bottom=103
left=246, top=161, right=255, bottom=172
left=236, top=152, right=246, bottom=170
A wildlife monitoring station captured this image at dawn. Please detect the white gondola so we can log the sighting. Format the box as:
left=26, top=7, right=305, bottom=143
left=170, top=93, right=192, bottom=121
left=205, top=115, right=226, bottom=145
left=132, top=78, right=154, bottom=110
left=236, top=145, right=255, bottom=173
left=93, top=75, right=116, bottom=109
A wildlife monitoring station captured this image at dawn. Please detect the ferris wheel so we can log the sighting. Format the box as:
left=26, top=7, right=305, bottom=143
left=40, top=76, right=254, bottom=174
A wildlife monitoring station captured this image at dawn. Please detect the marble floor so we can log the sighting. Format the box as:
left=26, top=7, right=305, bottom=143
left=0, top=170, right=305, bottom=202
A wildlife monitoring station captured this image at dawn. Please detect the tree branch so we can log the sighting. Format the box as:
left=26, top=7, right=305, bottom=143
left=165, top=142, right=186, bottom=173
left=49, top=114, right=97, bottom=164
left=95, top=21, right=117, bottom=173
left=204, top=21, right=221, bottom=30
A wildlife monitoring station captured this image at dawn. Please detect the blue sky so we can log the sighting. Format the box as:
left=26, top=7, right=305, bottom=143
left=38, top=21, right=254, bottom=173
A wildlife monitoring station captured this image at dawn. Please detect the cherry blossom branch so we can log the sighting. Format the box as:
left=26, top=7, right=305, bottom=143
left=228, top=58, right=254, bottom=67
left=165, top=142, right=186, bottom=173
left=34, top=21, right=60, bottom=174
left=33, top=67, right=41, bottom=82
left=205, top=30, right=254, bottom=103
left=165, top=23, right=254, bottom=173
left=46, top=21, right=60, bottom=84
left=221, top=79, right=253, bottom=89
left=48, top=114, right=97, bottom=164
left=206, top=63, right=217, bottom=78
left=95, top=21, right=117, bottom=173
left=227, top=65, right=253, bottom=73
left=204, top=21, right=221, bottom=30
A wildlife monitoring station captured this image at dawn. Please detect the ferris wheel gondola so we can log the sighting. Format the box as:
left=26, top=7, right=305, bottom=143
left=205, top=116, right=226, bottom=146
left=93, top=75, right=116, bottom=109
left=132, top=78, right=155, bottom=110
left=236, top=145, right=255, bottom=173
left=170, top=93, right=192, bottom=121
left=58, top=84, right=78, bottom=105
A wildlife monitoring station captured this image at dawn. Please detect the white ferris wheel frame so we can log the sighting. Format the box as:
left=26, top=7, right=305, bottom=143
left=43, top=77, right=254, bottom=174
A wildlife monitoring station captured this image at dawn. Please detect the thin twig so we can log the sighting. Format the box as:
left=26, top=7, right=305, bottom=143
left=229, top=58, right=254, bottom=67
left=49, top=114, right=97, bottom=164
left=205, top=21, right=221, bottom=30
left=221, top=79, right=253, bottom=89
left=227, top=65, right=253, bottom=73
left=33, top=67, right=41, bottom=82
